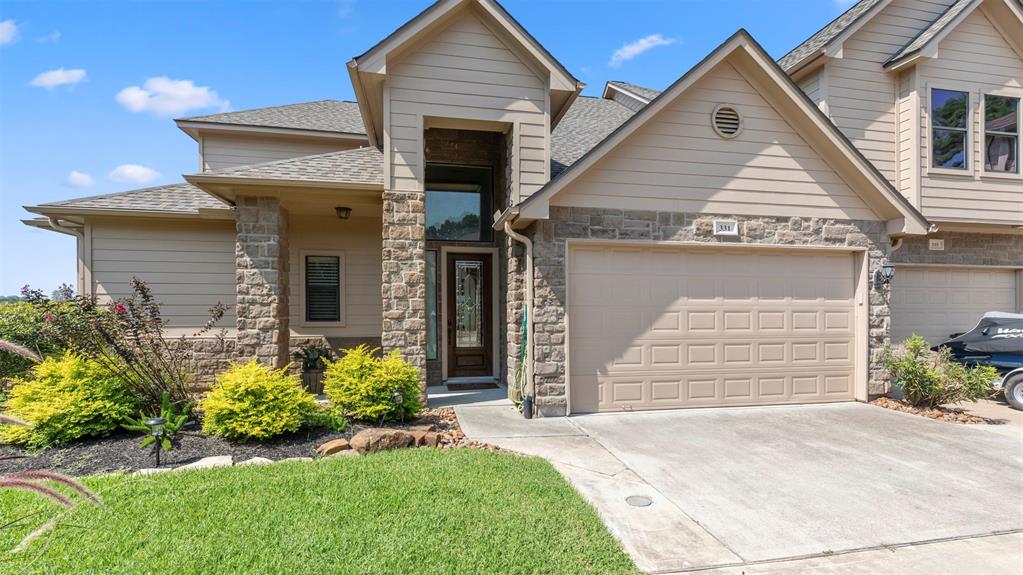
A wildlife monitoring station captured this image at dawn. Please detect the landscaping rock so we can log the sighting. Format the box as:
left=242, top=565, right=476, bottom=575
left=238, top=457, right=274, bottom=466
left=350, top=428, right=414, bottom=453
left=422, top=432, right=440, bottom=448
left=326, top=450, right=359, bottom=457
left=411, top=423, right=436, bottom=432
left=134, top=467, right=173, bottom=476
left=315, top=438, right=351, bottom=456
left=178, top=455, right=233, bottom=470
left=411, top=430, right=429, bottom=446
left=280, top=457, right=314, bottom=463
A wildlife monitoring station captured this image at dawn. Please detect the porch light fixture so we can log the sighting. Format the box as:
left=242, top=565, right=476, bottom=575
left=146, top=417, right=167, bottom=466
left=335, top=206, right=352, bottom=220
left=874, top=261, right=895, bottom=290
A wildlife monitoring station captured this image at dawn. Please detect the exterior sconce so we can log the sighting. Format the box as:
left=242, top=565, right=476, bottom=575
left=335, top=206, right=352, bottom=220
left=874, top=261, right=895, bottom=290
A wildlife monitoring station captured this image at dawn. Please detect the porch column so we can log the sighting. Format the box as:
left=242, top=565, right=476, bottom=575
left=235, top=196, right=290, bottom=367
left=381, top=190, right=427, bottom=389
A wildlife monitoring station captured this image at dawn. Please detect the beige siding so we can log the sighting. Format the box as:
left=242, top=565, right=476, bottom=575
left=917, top=9, right=1023, bottom=225
left=88, top=218, right=237, bottom=330
left=386, top=9, right=548, bottom=200
left=896, top=70, right=919, bottom=206
left=553, top=60, right=877, bottom=220
left=288, top=215, right=382, bottom=339
left=201, top=134, right=357, bottom=170
left=798, top=69, right=822, bottom=107
left=609, top=90, right=647, bottom=112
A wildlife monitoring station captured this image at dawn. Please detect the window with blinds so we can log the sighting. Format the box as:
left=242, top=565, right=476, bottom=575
left=305, top=255, right=341, bottom=322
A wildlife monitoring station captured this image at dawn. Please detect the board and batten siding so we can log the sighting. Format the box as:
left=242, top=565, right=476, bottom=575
left=385, top=9, right=548, bottom=201
left=288, top=215, right=382, bottom=339
left=916, top=8, right=1023, bottom=225
left=87, top=218, right=237, bottom=330
left=201, top=134, right=358, bottom=171
left=552, top=60, right=877, bottom=221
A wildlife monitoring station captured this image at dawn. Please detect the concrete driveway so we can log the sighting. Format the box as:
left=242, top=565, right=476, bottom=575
left=456, top=400, right=1023, bottom=573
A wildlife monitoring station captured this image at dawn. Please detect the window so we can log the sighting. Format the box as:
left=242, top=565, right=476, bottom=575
left=425, top=164, right=494, bottom=242
left=305, top=254, right=341, bottom=322
left=426, top=250, right=438, bottom=360
left=984, top=94, right=1019, bottom=174
left=931, top=88, right=969, bottom=170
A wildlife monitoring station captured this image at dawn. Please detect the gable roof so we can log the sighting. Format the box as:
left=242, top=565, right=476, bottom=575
left=193, top=146, right=385, bottom=187
left=178, top=100, right=366, bottom=136
left=778, top=0, right=888, bottom=72
left=24, top=183, right=229, bottom=218
left=513, top=29, right=930, bottom=236
left=604, top=80, right=661, bottom=103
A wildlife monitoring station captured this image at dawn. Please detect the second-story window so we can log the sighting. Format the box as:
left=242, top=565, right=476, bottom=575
left=984, top=94, right=1019, bottom=174
left=931, top=88, right=969, bottom=170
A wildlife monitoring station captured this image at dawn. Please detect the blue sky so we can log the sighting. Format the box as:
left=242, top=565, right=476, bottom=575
left=0, top=0, right=857, bottom=295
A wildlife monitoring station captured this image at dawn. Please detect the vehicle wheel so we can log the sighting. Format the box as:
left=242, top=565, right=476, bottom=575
left=1005, top=375, right=1023, bottom=411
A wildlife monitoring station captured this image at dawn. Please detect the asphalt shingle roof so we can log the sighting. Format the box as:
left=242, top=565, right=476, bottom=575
left=39, top=183, right=228, bottom=214
left=181, top=100, right=366, bottom=135
left=551, top=96, right=638, bottom=177
left=778, top=0, right=885, bottom=70
left=205, top=146, right=384, bottom=185
left=606, top=81, right=662, bottom=102
left=885, top=0, right=974, bottom=66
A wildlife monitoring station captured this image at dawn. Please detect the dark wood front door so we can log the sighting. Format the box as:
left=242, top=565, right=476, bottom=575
left=446, top=253, right=492, bottom=378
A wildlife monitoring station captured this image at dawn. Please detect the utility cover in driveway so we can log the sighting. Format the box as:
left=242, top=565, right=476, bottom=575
left=568, top=245, right=859, bottom=412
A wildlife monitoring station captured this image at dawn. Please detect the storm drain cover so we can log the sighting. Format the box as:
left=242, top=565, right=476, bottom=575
left=625, top=495, right=653, bottom=507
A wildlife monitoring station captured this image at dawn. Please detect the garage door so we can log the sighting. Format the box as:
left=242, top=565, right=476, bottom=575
left=568, top=245, right=859, bottom=413
left=892, top=266, right=1018, bottom=346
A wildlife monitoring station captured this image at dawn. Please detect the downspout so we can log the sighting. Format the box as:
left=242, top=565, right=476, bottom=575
left=504, top=221, right=534, bottom=419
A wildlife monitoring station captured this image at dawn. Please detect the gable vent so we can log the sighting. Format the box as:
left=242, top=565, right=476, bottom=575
left=712, top=105, right=743, bottom=139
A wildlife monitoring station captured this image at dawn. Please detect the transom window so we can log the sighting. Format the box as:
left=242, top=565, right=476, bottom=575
left=305, top=254, right=342, bottom=323
left=425, top=164, right=494, bottom=242
left=931, top=88, right=969, bottom=170
left=984, top=94, right=1019, bottom=174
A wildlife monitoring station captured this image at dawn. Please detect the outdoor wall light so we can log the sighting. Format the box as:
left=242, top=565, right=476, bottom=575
left=874, top=261, right=896, bottom=290
left=335, top=206, right=352, bottom=220
left=146, top=417, right=167, bottom=466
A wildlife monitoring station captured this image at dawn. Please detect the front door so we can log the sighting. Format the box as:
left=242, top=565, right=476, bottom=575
left=446, top=253, right=492, bottom=378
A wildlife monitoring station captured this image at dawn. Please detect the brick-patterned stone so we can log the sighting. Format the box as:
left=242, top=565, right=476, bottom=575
left=382, top=190, right=427, bottom=392
left=235, top=196, right=290, bottom=367
left=527, top=207, right=893, bottom=417
left=892, top=231, right=1023, bottom=267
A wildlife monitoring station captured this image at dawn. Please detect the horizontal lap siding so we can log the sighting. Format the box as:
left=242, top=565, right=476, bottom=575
left=89, top=219, right=237, bottom=328
left=202, top=134, right=353, bottom=170
left=387, top=10, right=547, bottom=199
left=553, top=60, right=876, bottom=220
left=918, top=10, right=1023, bottom=225
left=798, top=70, right=821, bottom=106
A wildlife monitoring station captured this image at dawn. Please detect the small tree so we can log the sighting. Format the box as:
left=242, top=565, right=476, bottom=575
left=881, top=335, right=998, bottom=408
left=22, top=278, right=226, bottom=412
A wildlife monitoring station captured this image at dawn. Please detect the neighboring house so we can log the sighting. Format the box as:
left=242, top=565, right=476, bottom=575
left=22, top=0, right=1023, bottom=416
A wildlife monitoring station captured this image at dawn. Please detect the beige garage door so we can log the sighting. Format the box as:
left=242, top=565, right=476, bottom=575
left=892, top=266, right=1018, bottom=346
left=568, top=245, right=859, bottom=413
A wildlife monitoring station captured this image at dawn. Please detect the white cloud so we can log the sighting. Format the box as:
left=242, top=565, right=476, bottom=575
left=115, top=77, right=229, bottom=116
left=37, top=30, right=61, bottom=43
left=30, top=68, right=87, bottom=90
left=109, top=164, right=160, bottom=184
left=609, top=34, right=677, bottom=68
left=0, top=19, right=18, bottom=45
left=338, top=0, right=356, bottom=18
left=66, top=170, right=95, bottom=188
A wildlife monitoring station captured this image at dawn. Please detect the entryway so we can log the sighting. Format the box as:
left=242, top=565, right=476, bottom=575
left=443, top=250, right=497, bottom=382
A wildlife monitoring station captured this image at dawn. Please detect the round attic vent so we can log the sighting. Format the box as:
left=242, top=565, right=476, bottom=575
left=712, top=104, right=743, bottom=138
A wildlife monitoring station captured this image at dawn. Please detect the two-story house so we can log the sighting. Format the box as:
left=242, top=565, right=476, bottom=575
left=23, top=0, right=1022, bottom=416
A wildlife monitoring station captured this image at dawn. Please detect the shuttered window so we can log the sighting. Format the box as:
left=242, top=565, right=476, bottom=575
left=305, top=255, right=341, bottom=322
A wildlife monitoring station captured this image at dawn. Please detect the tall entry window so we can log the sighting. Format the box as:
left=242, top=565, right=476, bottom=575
left=425, top=164, right=494, bottom=242
left=931, top=88, right=970, bottom=170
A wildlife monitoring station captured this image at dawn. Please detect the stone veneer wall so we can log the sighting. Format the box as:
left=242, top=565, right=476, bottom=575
left=235, top=196, right=290, bottom=367
left=891, top=231, right=1023, bottom=266
left=529, top=206, right=893, bottom=417
left=382, top=190, right=427, bottom=389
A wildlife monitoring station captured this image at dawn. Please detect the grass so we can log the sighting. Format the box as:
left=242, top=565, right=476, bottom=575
left=0, top=449, right=637, bottom=575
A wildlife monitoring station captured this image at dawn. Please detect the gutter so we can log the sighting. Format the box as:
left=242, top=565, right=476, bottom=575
left=46, top=216, right=83, bottom=238
left=502, top=214, right=535, bottom=419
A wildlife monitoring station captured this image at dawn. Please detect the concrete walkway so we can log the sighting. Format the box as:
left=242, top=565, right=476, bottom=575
left=455, top=400, right=1023, bottom=574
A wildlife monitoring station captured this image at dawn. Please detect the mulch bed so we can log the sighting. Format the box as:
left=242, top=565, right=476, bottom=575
left=870, top=397, right=1007, bottom=425
left=0, top=407, right=489, bottom=477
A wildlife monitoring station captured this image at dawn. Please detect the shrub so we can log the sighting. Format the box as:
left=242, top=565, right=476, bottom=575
left=306, top=404, right=348, bottom=432
left=0, top=300, right=63, bottom=380
left=881, top=335, right=998, bottom=408
left=323, top=345, right=422, bottom=421
left=200, top=360, right=318, bottom=441
left=0, top=352, right=137, bottom=449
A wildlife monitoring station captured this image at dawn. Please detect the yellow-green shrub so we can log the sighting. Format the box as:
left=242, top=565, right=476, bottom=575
left=323, top=345, right=422, bottom=421
left=200, top=360, right=318, bottom=441
left=0, top=351, right=136, bottom=448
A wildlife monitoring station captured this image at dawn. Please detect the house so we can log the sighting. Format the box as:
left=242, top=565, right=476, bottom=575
left=22, top=0, right=1023, bottom=416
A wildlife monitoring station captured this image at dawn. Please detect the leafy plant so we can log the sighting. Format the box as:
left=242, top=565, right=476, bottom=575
left=881, top=335, right=998, bottom=408
left=323, top=345, right=422, bottom=422
left=200, top=360, right=318, bottom=441
left=0, top=300, right=64, bottom=380
left=0, top=351, right=137, bottom=449
left=306, top=404, right=348, bottom=432
left=21, top=279, right=226, bottom=412
left=293, top=344, right=335, bottom=371
left=121, top=390, right=191, bottom=452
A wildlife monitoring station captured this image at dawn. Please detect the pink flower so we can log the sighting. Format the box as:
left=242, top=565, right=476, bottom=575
left=113, top=303, right=127, bottom=314
left=43, top=313, right=54, bottom=323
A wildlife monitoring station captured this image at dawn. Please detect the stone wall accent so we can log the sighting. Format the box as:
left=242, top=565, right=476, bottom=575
left=235, top=196, right=290, bottom=367
left=382, top=190, right=427, bottom=388
left=529, top=207, right=893, bottom=417
left=171, top=336, right=237, bottom=390
left=892, top=231, right=1023, bottom=266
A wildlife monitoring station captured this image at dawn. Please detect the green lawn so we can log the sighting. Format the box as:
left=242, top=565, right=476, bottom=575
left=0, top=449, right=637, bottom=575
